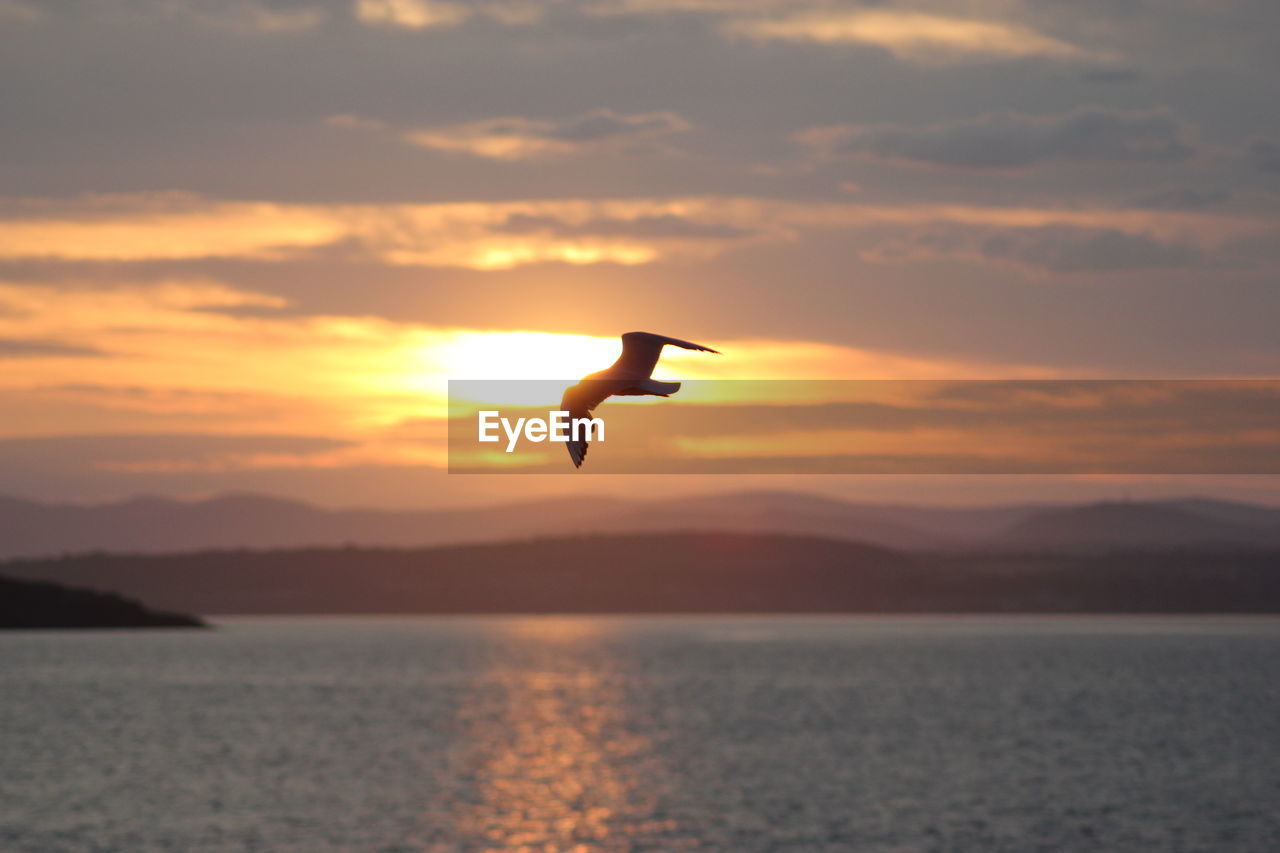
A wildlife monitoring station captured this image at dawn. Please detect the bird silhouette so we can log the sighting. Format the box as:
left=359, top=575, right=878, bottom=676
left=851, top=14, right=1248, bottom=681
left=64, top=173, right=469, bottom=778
left=560, top=331, right=720, bottom=468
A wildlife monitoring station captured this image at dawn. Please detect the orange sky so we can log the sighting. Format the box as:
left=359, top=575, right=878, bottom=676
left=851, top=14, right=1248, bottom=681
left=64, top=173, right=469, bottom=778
left=2, top=0, right=1278, bottom=507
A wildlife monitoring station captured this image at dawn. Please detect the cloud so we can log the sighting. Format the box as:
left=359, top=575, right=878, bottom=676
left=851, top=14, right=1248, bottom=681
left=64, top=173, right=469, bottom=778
left=494, top=212, right=756, bottom=241
left=38, top=384, right=294, bottom=416
left=583, top=0, right=760, bottom=15
left=351, top=0, right=548, bottom=29
left=403, top=109, right=690, bottom=160
left=723, top=9, right=1092, bottom=63
left=160, top=1, right=329, bottom=32
left=1247, top=136, right=1280, bottom=173
left=0, top=194, right=347, bottom=263
left=0, top=194, right=776, bottom=270
left=353, top=0, right=467, bottom=30
left=802, top=107, right=1197, bottom=169
left=0, top=192, right=1263, bottom=281
left=475, top=2, right=546, bottom=26
left=861, top=222, right=1218, bottom=273
left=1132, top=187, right=1233, bottom=210
left=324, top=114, right=388, bottom=132
left=1081, top=67, right=1142, bottom=84
left=978, top=226, right=1209, bottom=273
left=0, top=279, right=452, bottom=443
left=0, top=432, right=358, bottom=479
left=0, top=0, right=39, bottom=22
left=218, top=2, right=327, bottom=32
left=0, top=337, right=108, bottom=358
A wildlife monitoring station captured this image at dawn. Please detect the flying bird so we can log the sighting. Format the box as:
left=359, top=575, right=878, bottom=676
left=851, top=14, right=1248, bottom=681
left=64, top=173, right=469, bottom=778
left=560, top=331, right=720, bottom=468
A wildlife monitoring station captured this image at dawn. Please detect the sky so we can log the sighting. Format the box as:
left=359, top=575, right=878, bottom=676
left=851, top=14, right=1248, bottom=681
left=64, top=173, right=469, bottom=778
left=1, top=0, right=1278, bottom=507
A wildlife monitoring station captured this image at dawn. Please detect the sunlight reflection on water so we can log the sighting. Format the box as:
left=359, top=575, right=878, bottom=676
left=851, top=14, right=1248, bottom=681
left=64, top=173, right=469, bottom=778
left=444, top=619, right=683, bottom=852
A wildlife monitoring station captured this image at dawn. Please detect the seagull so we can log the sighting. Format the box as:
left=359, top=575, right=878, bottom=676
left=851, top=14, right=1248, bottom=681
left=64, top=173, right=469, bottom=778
left=560, top=331, right=720, bottom=468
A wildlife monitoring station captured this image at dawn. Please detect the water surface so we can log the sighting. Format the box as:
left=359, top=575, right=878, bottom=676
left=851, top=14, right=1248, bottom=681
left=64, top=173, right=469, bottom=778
left=3, top=616, right=1279, bottom=852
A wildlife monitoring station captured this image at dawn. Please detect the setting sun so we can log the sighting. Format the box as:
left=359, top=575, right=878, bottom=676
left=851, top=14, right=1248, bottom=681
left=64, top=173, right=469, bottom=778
left=430, top=330, right=623, bottom=381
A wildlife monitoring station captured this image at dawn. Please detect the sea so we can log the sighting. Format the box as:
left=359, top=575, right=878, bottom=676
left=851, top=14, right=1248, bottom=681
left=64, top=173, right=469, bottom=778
left=3, top=616, right=1279, bottom=852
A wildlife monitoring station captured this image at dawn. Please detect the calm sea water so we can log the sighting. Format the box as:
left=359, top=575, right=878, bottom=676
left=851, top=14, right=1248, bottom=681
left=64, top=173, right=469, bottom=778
left=3, top=616, right=1279, bottom=852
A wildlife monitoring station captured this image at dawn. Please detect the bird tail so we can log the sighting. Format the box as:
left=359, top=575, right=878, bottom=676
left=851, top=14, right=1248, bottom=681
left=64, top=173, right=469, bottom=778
left=638, top=379, right=681, bottom=396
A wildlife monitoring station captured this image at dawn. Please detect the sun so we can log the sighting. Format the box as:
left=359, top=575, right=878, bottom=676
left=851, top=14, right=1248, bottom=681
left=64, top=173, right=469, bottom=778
left=432, top=330, right=623, bottom=381
left=426, top=330, right=624, bottom=410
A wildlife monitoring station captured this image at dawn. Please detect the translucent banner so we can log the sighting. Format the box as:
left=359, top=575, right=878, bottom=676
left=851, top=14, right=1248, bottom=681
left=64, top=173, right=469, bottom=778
left=447, top=379, right=1280, bottom=474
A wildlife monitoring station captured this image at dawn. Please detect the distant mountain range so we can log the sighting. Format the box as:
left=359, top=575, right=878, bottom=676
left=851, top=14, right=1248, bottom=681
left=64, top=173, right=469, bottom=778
left=997, top=501, right=1280, bottom=552
left=4, top=533, right=1279, bottom=615
left=2, top=491, right=1279, bottom=559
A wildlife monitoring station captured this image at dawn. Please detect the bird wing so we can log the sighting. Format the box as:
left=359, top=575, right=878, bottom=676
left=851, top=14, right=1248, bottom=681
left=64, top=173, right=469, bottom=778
left=611, top=331, right=721, bottom=378
left=559, top=379, right=616, bottom=468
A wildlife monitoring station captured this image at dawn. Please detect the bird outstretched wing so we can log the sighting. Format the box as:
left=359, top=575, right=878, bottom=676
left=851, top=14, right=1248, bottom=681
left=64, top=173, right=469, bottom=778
left=611, top=331, right=721, bottom=378
left=559, top=379, right=615, bottom=468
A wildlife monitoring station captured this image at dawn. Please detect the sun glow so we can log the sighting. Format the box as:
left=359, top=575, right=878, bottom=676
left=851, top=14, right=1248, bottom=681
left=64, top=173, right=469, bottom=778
left=430, top=330, right=625, bottom=381
left=0, top=272, right=1063, bottom=478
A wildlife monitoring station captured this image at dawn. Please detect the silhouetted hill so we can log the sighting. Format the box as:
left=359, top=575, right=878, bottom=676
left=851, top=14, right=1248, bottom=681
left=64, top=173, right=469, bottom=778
left=583, top=491, right=963, bottom=550
left=0, top=574, right=206, bottom=629
left=1160, top=498, right=1280, bottom=529
left=993, top=502, right=1280, bottom=552
left=3, top=491, right=1280, bottom=560
left=3, top=532, right=1278, bottom=615
left=0, top=492, right=636, bottom=559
